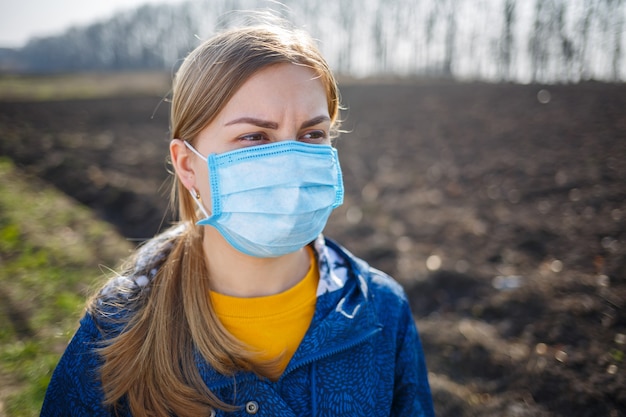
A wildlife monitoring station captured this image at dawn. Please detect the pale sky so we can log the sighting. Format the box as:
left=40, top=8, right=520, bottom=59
left=0, top=0, right=189, bottom=48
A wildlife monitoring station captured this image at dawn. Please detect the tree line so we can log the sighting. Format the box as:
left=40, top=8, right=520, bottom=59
left=3, top=0, right=625, bottom=83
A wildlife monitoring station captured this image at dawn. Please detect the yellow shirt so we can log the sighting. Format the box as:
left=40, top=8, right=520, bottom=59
left=209, top=247, right=318, bottom=376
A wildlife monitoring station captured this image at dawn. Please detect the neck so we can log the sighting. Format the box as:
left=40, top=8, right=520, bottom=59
left=202, top=226, right=311, bottom=297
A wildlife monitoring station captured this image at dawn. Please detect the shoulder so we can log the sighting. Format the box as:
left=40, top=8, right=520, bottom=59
left=362, top=265, right=413, bottom=329
left=90, top=224, right=185, bottom=330
left=365, top=264, right=408, bottom=302
left=322, top=237, right=410, bottom=316
left=41, top=314, right=107, bottom=415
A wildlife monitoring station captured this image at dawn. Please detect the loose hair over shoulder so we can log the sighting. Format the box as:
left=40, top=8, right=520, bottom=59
left=88, top=20, right=340, bottom=417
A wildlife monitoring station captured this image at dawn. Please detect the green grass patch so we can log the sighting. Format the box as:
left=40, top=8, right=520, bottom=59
left=0, top=71, right=171, bottom=101
left=0, top=158, right=133, bottom=416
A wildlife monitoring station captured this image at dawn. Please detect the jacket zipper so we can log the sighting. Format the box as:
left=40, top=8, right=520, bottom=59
left=206, top=325, right=383, bottom=391
left=282, top=324, right=383, bottom=379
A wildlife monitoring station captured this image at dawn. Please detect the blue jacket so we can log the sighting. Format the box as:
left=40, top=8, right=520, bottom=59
left=41, top=229, right=434, bottom=416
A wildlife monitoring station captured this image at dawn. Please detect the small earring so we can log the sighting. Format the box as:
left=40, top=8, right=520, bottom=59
left=192, top=188, right=201, bottom=200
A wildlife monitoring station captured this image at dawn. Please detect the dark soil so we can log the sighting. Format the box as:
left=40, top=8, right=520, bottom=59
left=1, top=80, right=625, bottom=416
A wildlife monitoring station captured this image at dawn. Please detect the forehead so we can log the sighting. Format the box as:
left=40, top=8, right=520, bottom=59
left=218, top=63, right=329, bottom=118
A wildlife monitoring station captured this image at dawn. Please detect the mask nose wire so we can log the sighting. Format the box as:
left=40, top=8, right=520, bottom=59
left=184, top=141, right=208, bottom=161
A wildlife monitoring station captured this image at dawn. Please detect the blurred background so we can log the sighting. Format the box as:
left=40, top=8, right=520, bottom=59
left=0, top=1, right=625, bottom=416
left=1, top=0, right=625, bottom=82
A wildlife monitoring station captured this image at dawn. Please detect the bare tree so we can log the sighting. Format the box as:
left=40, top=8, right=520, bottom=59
left=500, top=0, right=516, bottom=80
left=442, top=0, right=457, bottom=76
left=10, top=0, right=626, bottom=83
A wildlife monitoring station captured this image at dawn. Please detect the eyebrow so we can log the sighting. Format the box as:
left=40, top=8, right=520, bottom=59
left=301, top=115, right=331, bottom=129
left=224, top=115, right=330, bottom=130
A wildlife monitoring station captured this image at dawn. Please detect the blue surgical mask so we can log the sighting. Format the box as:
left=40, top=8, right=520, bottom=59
left=185, top=140, right=344, bottom=258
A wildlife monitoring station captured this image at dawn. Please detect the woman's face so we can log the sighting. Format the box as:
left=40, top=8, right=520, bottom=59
left=188, top=62, right=331, bottom=203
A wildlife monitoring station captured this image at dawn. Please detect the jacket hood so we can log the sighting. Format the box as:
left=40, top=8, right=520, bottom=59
left=97, top=224, right=369, bottom=306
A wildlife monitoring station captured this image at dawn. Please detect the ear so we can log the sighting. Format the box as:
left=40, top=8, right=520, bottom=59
left=170, top=139, right=196, bottom=190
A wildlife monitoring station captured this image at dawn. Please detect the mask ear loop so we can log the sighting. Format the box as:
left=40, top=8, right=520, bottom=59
left=189, top=187, right=211, bottom=219
left=184, top=141, right=208, bottom=161
left=183, top=142, right=211, bottom=220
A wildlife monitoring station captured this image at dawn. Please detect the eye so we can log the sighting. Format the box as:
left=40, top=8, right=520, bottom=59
left=299, top=130, right=328, bottom=143
left=237, top=132, right=270, bottom=143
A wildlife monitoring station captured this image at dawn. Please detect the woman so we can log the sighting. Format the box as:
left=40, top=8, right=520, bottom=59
left=41, top=22, right=435, bottom=417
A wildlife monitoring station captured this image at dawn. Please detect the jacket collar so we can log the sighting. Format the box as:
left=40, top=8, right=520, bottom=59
left=198, top=236, right=382, bottom=390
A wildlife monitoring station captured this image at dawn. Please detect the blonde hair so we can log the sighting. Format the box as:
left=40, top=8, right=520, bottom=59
left=89, top=22, right=340, bottom=417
